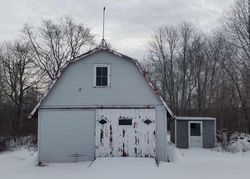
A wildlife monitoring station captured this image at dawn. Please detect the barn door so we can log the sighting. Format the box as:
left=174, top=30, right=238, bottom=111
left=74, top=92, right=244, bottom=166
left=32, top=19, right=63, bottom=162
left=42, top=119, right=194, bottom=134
left=95, top=109, right=156, bottom=158
left=189, top=121, right=203, bottom=147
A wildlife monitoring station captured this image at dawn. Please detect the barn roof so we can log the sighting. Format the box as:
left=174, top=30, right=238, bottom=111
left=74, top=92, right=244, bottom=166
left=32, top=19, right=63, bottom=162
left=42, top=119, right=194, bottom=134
left=29, top=46, right=175, bottom=118
left=176, top=117, right=216, bottom=121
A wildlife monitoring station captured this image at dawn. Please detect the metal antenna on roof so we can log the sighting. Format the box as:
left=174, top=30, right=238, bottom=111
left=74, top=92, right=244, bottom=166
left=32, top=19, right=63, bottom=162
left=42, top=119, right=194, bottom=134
left=100, top=7, right=108, bottom=48
left=102, top=7, right=105, bottom=40
left=248, top=0, right=250, bottom=46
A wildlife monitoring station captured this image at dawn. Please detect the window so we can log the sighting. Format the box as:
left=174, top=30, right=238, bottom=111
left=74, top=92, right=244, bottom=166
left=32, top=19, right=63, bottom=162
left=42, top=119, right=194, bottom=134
left=119, top=117, right=132, bottom=125
left=94, top=64, right=110, bottom=87
left=190, top=123, right=201, bottom=136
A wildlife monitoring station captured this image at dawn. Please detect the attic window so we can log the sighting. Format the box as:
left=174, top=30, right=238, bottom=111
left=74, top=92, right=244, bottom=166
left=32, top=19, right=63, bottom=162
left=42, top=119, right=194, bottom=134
left=94, top=64, right=110, bottom=87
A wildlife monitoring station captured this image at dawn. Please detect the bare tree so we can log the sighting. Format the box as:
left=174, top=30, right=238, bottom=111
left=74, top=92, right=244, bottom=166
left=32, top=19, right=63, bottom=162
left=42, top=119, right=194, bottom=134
left=147, top=23, right=209, bottom=115
left=178, top=23, right=193, bottom=113
left=220, top=0, right=250, bottom=132
left=146, top=1, right=250, bottom=133
left=225, top=0, right=250, bottom=64
left=22, top=16, right=95, bottom=83
left=189, top=34, right=208, bottom=114
left=0, top=52, right=5, bottom=104
left=0, top=41, right=38, bottom=141
left=148, top=25, right=180, bottom=113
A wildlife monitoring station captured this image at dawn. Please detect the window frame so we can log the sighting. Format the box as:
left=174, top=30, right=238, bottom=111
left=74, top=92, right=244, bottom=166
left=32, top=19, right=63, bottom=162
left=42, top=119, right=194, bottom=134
left=93, top=64, right=111, bottom=87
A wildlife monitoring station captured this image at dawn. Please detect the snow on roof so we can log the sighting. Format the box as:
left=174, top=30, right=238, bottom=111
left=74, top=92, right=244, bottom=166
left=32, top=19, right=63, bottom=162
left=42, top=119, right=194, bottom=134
left=29, top=46, right=175, bottom=118
left=176, top=117, right=216, bottom=121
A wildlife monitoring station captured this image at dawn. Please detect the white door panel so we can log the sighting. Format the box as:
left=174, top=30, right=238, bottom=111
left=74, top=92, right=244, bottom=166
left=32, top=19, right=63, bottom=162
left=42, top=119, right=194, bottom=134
left=189, top=121, right=202, bottom=148
left=95, top=109, right=156, bottom=158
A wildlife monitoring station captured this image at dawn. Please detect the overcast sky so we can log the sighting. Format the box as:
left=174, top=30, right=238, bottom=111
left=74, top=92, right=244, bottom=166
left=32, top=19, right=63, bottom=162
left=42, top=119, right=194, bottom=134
left=0, top=0, right=235, bottom=60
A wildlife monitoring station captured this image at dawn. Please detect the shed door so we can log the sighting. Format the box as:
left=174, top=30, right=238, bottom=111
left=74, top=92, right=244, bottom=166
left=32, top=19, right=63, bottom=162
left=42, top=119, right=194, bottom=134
left=189, top=121, right=203, bottom=147
left=95, top=109, right=156, bottom=158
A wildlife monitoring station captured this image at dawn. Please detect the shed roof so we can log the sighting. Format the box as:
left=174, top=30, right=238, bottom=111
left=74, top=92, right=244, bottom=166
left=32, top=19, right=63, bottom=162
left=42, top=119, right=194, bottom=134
left=29, top=46, right=175, bottom=118
left=176, top=117, right=216, bottom=121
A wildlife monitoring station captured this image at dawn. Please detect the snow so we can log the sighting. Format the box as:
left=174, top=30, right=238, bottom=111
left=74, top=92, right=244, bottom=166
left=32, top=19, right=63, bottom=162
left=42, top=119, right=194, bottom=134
left=227, top=133, right=250, bottom=153
left=0, top=147, right=250, bottom=179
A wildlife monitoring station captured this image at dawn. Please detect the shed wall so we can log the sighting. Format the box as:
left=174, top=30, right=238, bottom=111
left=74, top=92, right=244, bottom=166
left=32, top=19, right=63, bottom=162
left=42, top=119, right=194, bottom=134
left=176, top=120, right=189, bottom=148
left=170, top=120, right=175, bottom=143
left=175, top=119, right=215, bottom=148
left=202, top=120, right=215, bottom=148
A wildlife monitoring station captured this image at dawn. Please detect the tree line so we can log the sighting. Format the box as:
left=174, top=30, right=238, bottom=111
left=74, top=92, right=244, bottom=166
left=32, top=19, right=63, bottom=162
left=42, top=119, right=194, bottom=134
left=0, top=0, right=249, bottom=148
left=0, top=17, right=94, bottom=147
left=145, top=0, right=250, bottom=133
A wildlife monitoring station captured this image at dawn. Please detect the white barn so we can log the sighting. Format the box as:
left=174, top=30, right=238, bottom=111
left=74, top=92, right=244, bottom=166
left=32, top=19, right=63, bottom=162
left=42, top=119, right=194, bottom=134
left=30, top=43, right=174, bottom=163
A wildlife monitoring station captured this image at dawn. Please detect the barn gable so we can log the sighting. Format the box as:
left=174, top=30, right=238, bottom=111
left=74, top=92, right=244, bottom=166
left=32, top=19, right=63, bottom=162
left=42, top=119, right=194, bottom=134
left=30, top=47, right=174, bottom=117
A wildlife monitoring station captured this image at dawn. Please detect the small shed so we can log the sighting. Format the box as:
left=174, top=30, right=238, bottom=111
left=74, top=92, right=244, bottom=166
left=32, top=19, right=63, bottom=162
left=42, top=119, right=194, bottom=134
left=171, top=117, right=216, bottom=148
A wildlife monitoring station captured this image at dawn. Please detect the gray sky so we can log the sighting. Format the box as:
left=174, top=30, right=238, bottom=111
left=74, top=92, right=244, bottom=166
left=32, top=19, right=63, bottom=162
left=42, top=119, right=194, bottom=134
left=0, top=0, right=235, bottom=60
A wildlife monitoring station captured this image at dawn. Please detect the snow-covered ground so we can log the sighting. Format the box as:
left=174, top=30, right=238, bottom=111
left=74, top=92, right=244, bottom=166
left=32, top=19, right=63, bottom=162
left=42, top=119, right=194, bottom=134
left=226, top=133, right=250, bottom=152
left=0, top=148, right=249, bottom=179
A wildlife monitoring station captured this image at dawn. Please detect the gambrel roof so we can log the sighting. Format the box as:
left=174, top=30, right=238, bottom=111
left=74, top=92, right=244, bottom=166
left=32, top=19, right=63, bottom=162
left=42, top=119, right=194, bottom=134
left=29, top=46, right=174, bottom=118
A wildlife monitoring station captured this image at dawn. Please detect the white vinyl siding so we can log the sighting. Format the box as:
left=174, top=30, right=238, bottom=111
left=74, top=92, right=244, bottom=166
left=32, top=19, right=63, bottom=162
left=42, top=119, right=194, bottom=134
left=155, top=105, right=168, bottom=162
left=38, top=109, right=95, bottom=163
left=41, top=51, right=161, bottom=107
